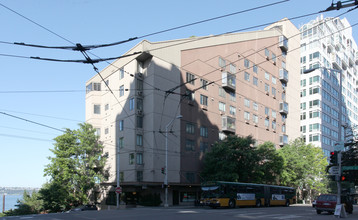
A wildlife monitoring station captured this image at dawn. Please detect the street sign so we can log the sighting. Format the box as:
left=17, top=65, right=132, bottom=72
left=334, top=141, right=344, bottom=151
left=115, top=187, right=122, bottom=194
left=330, top=166, right=339, bottom=175
left=342, top=166, right=358, bottom=171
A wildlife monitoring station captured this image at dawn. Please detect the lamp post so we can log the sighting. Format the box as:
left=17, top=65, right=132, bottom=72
left=303, top=67, right=344, bottom=212
left=164, top=115, right=182, bottom=207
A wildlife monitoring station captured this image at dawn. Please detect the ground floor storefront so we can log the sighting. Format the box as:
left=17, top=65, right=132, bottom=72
left=96, top=182, right=201, bottom=209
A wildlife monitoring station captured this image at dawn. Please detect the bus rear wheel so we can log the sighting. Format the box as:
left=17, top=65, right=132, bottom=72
left=228, top=199, right=236, bottom=208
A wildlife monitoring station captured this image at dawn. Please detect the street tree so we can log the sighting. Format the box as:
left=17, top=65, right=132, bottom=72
left=42, top=123, right=108, bottom=211
left=279, top=138, right=328, bottom=203
left=201, top=135, right=283, bottom=184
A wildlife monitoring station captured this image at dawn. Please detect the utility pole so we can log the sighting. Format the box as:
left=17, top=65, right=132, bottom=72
left=2, top=194, right=5, bottom=213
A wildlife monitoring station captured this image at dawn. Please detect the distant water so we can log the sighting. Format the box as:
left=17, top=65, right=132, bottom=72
left=0, top=194, right=22, bottom=212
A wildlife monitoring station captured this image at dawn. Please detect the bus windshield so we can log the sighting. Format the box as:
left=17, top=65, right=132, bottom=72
left=201, top=186, right=220, bottom=198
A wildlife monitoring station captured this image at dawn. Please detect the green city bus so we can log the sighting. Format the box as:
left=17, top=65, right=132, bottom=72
left=200, top=181, right=296, bottom=208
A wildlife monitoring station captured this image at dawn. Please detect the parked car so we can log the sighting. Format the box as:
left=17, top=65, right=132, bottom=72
left=315, top=194, right=353, bottom=215
left=70, top=204, right=98, bottom=212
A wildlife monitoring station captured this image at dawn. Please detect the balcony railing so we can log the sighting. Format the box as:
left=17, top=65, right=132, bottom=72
left=279, top=134, right=288, bottom=146
left=279, top=101, right=289, bottom=115
left=279, top=36, right=288, bottom=51
left=222, top=116, right=236, bottom=133
left=222, top=72, right=236, bottom=91
left=279, top=68, right=289, bottom=83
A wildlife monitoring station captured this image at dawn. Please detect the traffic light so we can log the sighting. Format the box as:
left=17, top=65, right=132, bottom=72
left=341, top=175, right=346, bottom=181
left=161, top=167, right=165, bottom=174
left=330, top=151, right=338, bottom=166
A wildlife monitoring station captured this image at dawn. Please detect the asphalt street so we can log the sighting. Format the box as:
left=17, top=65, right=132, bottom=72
left=1, top=204, right=357, bottom=220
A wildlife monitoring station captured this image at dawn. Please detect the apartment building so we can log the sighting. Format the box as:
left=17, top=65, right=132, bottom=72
left=85, top=18, right=300, bottom=207
left=299, top=15, right=358, bottom=157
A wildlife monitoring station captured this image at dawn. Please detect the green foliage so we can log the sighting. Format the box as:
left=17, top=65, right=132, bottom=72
left=42, top=123, right=108, bottom=212
left=201, top=135, right=283, bottom=184
left=279, top=138, right=328, bottom=200
left=138, top=193, right=162, bottom=206
left=4, top=191, right=44, bottom=216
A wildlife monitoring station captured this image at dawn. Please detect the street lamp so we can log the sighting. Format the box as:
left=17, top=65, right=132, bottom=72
left=164, top=115, right=182, bottom=207
left=303, top=66, right=345, bottom=211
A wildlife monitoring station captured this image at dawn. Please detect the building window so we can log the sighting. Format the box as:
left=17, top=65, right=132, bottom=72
left=136, top=153, right=143, bottom=165
left=244, top=59, right=250, bottom=68
left=244, top=98, right=250, bottom=108
left=309, top=99, right=320, bottom=108
left=137, top=116, right=143, bottom=128
left=301, top=79, right=306, bottom=87
left=136, top=134, right=143, bottom=146
left=301, top=102, right=306, bottom=110
left=229, top=92, right=236, bottom=102
left=95, top=128, right=101, bottom=136
left=300, top=112, right=306, bottom=120
left=272, top=53, right=276, bottom=63
left=200, top=94, right=208, bottom=106
left=185, top=139, right=195, bottom=151
left=265, top=48, right=270, bottom=57
left=120, top=68, right=124, bottom=79
left=119, top=85, right=124, bottom=97
left=200, top=142, right=209, bottom=153
left=244, top=72, right=250, bottom=82
left=137, top=98, right=143, bottom=110
left=301, top=89, right=306, bottom=97
left=253, top=76, right=258, bottom=86
left=219, top=87, right=226, bottom=98
left=272, top=87, right=276, bottom=97
left=265, top=84, right=270, bottom=93
left=105, top=128, right=109, bottom=134
left=265, top=107, right=270, bottom=116
left=118, top=137, right=124, bottom=148
left=229, top=106, right=236, bottom=115
left=184, top=89, right=195, bottom=101
left=272, top=120, right=276, bottom=130
left=119, top=120, right=124, bottom=131
left=200, top=79, right=208, bottom=90
left=219, top=57, right=226, bottom=68
left=264, top=118, right=269, bottom=127
left=137, top=79, right=143, bottom=90
left=265, top=72, right=270, bottom=80
left=129, top=153, right=134, bottom=164
left=200, top=126, right=208, bottom=138
left=272, top=110, right=277, bottom=119
left=253, top=65, right=258, bottom=73
left=186, top=123, right=195, bottom=134
left=94, top=105, right=101, bottom=114
left=129, top=98, right=135, bottom=110
left=253, top=114, right=258, bottom=123
left=219, top=102, right=226, bottom=112
left=244, top=111, right=250, bottom=121
left=105, top=104, right=109, bottom=111
left=186, top=72, right=195, bottom=85
left=253, top=102, right=258, bottom=111
left=229, top=64, right=236, bottom=73
left=137, top=171, right=143, bottom=182
left=272, top=76, right=276, bottom=84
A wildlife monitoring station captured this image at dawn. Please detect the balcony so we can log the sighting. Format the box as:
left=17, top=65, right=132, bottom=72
left=279, top=101, right=289, bottom=115
left=279, top=134, right=288, bottom=146
left=222, top=72, right=236, bottom=91
left=222, top=116, right=236, bottom=133
left=279, top=36, right=288, bottom=51
left=279, top=68, right=289, bottom=83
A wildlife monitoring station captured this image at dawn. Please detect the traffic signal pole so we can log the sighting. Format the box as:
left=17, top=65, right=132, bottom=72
left=337, top=151, right=342, bottom=206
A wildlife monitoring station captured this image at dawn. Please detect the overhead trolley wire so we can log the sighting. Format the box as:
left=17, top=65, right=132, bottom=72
left=0, top=0, right=289, bottom=51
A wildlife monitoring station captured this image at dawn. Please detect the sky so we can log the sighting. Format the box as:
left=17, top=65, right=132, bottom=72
left=0, top=0, right=357, bottom=188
